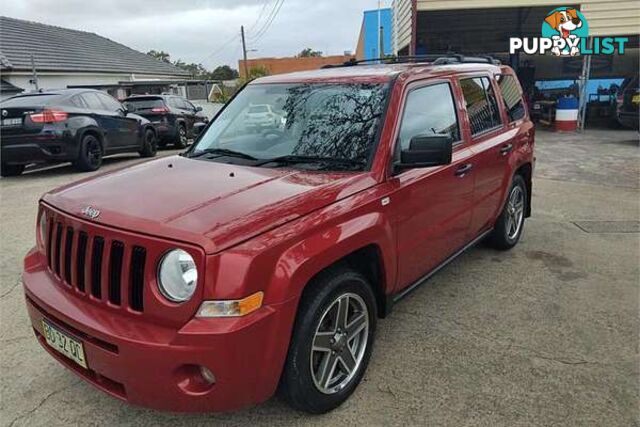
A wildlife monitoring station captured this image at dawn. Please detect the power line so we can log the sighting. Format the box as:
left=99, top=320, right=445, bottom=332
left=199, top=1, right=270, bottom=65
left=248, top=0, right=285, bottom=44
left=248, top=0, right=272, bottom=33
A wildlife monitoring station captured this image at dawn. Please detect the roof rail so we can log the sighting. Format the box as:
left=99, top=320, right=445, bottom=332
left=321, top=54, right=501, bottom=69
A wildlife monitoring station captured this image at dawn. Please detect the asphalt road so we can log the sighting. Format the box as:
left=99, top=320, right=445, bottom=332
left=1, top=129, right=638, bottom=426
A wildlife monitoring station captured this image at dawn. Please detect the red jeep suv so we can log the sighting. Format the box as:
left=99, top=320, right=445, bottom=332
left=22, top=55, right=534, bottom=414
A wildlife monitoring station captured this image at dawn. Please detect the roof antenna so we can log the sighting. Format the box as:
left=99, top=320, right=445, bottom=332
left=30, top=54, right=40, bottom=91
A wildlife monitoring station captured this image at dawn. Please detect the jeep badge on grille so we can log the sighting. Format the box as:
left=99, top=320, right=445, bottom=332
left=80, top=206, right=100, bottom=220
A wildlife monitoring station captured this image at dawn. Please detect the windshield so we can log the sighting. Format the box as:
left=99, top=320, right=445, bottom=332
left=189, top=82, right=389, bottom=170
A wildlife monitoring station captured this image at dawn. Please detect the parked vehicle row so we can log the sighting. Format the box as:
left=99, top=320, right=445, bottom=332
left=123, top=95, right=209, bottom=148
left=22, top=57, right=535, bottom=414
left=0, top=90, right=208, bottom=176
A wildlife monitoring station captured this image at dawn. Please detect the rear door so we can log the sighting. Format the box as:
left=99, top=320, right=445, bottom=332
left=96, top=93, right=139, bottom=148
left=462, top=74, right=525, bottom=237
left=390, top=80, right=476, bottom=291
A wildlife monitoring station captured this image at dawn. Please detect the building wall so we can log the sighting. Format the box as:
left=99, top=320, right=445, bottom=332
left=355, top=8, right=394, bottom=60
left=393, top=0, right=413, bottom=54
left=2, top=71, right=189, bottom=95
left=238, top=55, right=355, bottom=78
left=394, top=0, right=640, bottom=52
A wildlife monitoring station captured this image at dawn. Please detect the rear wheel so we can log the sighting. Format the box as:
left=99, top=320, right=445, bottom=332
left=280, top=267, right=377, bottom=414
left=75, top=134, right=103, bottom=172
left=139, top=128, right=157, bottom=158
left=1, top=163, right=25, bottom=177
left=487, top=174, right=527, bottom=250
left=174, top=124, right=188, bottom=148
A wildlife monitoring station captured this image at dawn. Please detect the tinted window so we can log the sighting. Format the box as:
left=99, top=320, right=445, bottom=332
left=192, top=83, right=389, bottom=167
left=0, top=94, right=61, bottom=107
left=124, top=98, right=165, bottom=111
left=97, top=93, right=123, bottom=112
left=460, top=77, right=502, bottom=135
left=81, top=93, right=105, bottom=110
left=497, top=75, right=526, bottom=122
left=69, top=95, right=88, bottom=108
left=398, top=83, right=460, bottom=150
left=168, top=97, right=183, bottom=109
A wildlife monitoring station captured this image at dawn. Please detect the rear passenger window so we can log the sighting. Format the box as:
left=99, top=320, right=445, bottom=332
left=81, top=93, right=105, bottom=110
left=398, top=83, right=460, bottom=150
left=460, top=77, right=502, bottom=135
left=497, top=75, right=526, bottom=122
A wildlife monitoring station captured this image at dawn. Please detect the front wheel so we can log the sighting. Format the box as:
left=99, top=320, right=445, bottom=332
left=280, top=267, right=377, bottom=414
left=487, top=174, right=527, bottom=250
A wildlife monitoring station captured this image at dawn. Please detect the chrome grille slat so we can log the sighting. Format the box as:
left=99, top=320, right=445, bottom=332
left=64, top=227, right=74, bottom=285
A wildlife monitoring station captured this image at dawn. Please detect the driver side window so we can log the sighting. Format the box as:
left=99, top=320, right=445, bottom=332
left=398, top=83, right=460, bottom=151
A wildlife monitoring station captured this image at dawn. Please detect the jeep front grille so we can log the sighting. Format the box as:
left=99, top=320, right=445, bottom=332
left=46, top=216, right=146, bottom=313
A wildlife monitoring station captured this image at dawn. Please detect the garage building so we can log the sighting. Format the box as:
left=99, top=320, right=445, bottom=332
left=391, top=0, right=639, bottom=128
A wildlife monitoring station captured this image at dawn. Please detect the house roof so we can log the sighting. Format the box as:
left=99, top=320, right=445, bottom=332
left=0, top=16, right=190, bottom=77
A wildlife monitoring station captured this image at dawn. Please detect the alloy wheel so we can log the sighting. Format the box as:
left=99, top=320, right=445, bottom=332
left=310, top=293, right=369, bottom=394
left=505, top=185, right=525, bottom=240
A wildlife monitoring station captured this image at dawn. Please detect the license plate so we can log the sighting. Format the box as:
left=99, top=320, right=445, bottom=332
left=632, top=94, right=639, bottom=105
left=1, top=118, right=22, bottom=127
left=533, top=104, right=541, bottom=110
left=42, top=320, right=87, bottom=369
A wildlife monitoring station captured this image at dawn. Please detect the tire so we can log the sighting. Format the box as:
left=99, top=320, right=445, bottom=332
left=280, top=267, right=377, bottom=414
left=75, top=134, right=103, bottom=172
left=174, top=124, right=188, bottom=148
left=487, top=174, right=527, bottom=250
left=1, top=163, right=25, bottom=177
left=139, top=128, right=157, bottom=158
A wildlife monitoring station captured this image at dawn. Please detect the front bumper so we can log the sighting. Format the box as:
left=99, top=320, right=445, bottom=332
left=23, top=248, right=297, bottom=412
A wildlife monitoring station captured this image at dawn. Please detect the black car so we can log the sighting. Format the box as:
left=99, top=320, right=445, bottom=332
left=617, top=76, right=639, bottom=130
left=123, top=95, right=209, bottom=148
left=0, top=89, right=158, bottom=176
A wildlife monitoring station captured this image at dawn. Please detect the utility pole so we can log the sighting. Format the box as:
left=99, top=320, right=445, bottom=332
left=30, top=53, right=39, bottom=91
left=241, top=25, right=249, bottom=79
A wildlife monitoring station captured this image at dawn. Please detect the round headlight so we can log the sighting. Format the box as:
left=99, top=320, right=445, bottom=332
left=157, top=249, right=198, bottom=302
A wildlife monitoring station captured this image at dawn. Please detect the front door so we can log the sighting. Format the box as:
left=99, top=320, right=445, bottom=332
left=389, top=80, right=476, bottom=291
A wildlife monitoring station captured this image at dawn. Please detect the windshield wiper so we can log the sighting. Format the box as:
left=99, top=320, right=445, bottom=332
left=254, top=155, right=365, bottom=168
left=189, top=148, right=257, bottom=161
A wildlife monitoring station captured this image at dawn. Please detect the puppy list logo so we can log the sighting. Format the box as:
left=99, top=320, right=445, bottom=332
left=510, top=7, right=628, bottom=57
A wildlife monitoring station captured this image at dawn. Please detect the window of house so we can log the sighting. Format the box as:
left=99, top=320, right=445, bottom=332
left=460, top=77, right=502, bottom=135
left=398, top=83, right=460, bottom=151
left=497, top=75, right=526, bottom=122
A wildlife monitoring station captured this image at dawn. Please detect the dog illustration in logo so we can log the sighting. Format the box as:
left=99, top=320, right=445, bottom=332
left=545, top=8, right=583, bottom=56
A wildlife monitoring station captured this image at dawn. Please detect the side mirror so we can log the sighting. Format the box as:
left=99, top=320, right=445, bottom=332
left=195, top=106, right=203, bottom=112
left=120, top=107, right=129, bottom=116
left=193, top=122, right=207, bottom=136
left=396, top=135, right=453, bottom=172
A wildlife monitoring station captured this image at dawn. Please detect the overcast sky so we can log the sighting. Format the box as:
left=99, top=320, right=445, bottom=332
left=3, top=0, right=389, bottom=70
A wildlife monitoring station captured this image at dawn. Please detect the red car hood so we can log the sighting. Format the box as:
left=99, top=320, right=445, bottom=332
left=43, top=156, right=377, bottom=254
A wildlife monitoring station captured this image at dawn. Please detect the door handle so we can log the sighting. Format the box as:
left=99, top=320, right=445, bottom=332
left=500, top=143, right=513, bottom=155
left=454, top=163, right=473, bottom=177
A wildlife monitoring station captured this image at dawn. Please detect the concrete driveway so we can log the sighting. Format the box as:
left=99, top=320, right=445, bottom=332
left=1, top=129, right=638, bottom=426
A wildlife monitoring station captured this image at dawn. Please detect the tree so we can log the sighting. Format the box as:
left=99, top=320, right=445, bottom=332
left=297, top=48, right=323, bottom=58
left=146, top=50, right=171, bottom=63
left=210, top=65, right=239, bottom=81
